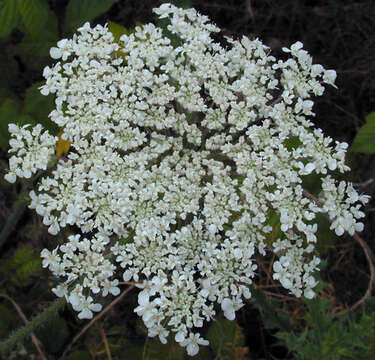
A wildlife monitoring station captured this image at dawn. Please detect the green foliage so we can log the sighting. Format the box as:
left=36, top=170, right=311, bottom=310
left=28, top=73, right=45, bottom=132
left=276, top=297, right=375, bottom=360
left=18, top=13, right=59, bottom=57
left=0, top=0, right=19, bottom=38
left=0, top=0, right=50, bottom=38
left=0, top=97, right=22, bottom=149
left=18, top=0, right=49, bottom=38
left=207, top=318, right=245, bottom=360
left=0, top=244, right=42, bottom=287
left=23, top=82, right=57, bottom=132
left=252, top=289, right=293, bottom=332
left=351, top=112, right=375, bottom=154
left=65, top=0, right=118, bottom=32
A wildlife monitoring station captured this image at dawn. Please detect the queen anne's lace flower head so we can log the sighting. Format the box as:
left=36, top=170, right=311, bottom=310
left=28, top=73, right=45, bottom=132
left=5, top=3, right=369, bottom=356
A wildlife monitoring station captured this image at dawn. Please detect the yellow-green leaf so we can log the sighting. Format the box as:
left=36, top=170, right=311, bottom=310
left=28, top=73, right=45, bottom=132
left=351, top=112, right=375, bottom=154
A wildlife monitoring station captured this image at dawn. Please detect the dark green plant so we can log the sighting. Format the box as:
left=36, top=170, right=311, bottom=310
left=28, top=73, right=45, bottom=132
left=276, top=297, right=375, bottom=360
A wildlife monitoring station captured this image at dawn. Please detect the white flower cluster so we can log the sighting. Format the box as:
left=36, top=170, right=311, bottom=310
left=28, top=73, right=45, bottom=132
left=4, top=3, right=370, bottom=356
left=4, top=124, right=56, bottom=183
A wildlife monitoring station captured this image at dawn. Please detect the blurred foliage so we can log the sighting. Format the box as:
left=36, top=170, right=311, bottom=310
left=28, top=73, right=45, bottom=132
left=351, top=112, right=375, bottom=154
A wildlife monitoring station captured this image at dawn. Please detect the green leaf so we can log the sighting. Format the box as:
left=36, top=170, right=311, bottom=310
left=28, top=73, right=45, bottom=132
left=264, top=209, right=283, bottom=245
left=351, top=112, right=375, bottom=154
left=18, top=0, right=49, bottom=37
left=0, top=0, right=19, bottom=38
left=18, top=8, right=58, bottom=56
left=207, top=318, right=245, bottom=360
left=23, top=82, right=58, bottom=133
left=65, top=0, right=117, bottom=32
left=0, top=97, right=22, bottom=149
left=283, top=135, right=302, bottom=151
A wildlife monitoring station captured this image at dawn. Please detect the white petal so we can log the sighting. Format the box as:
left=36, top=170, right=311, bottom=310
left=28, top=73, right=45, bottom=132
left=50, top=47, right=62, bottom=59
left=224, top=310, right=236, bottom=320
left=110, top=287, right=120, bottom=296
left=221, top=298, right=233, bottom=312
left=187, top=343, right=199, bottom=356
left=78, top=309, right=92, bottom=319
left=4, top=173, right=16, bottom=183
left=90, top=303, right=102, bottom=312
left=305, top=163, right=316, bottom=174
left=138, top=290, right=149, bottom=306
left=175, top=332, right=185, bottom=343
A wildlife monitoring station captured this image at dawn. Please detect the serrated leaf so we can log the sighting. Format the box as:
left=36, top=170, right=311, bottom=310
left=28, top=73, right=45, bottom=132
left=65, top=0, right=117, bottom=32
left=0, top=0, right=19, bottom=38
left=18, top=0, right=49, bottom=37
left=351, top=112, right=375, bottom=154
left=207, top=318, right=245, bottom=360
